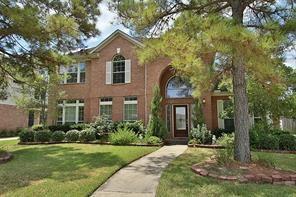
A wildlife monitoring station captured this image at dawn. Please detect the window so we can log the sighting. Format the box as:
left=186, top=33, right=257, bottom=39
left=166, top=76, right=193, bottom=98
left=57, top=100, right=84, bottom=125
left=217, top=100, right=234, bottom=131
left=99, top=97, right=112, bottom=119
left=60, top=63, right=86, bottom=84
left=112, top=55, right=125, bottom=84
left=124, top=96, right=138, bottom=121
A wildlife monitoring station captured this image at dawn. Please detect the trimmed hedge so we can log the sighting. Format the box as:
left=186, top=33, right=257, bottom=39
left=0, top=129, right=21, bottom=138
left=51, top=131, right=65, bottom=142
left=65, top=130, right=80, bottom=142
left=34, top=130, right=52, bottom=142
left=79, top=128, right=96, bottom=142
left=19, top=129, right=35, bottom=142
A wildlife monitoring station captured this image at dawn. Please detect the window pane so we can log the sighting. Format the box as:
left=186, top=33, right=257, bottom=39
left=113, top=73, right=125, bottom=84
left=175, top=107, right=186, bottom=130
left=57, top=107, right=63, bottom=123
left=78, top=106, right=84, bottom=123
left=80, top=72, right=85, bottom=83
left=166, top=76, right=193, bottom=98
left=80, top=63, right=85, bottom=72
left=65, top=106, right=76, bottom=123
left=125, top=96, right=137, bottom=101
left=124, top=104, right=137, bottom=120
left=100, top=105, right=112, bottom=119
left=66, top=73, right=77, bottom=83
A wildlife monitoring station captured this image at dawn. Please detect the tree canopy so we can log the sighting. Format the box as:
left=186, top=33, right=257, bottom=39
left=111, top=0, right=296, bottom=163
left=0, top=0, right=102, bottom=98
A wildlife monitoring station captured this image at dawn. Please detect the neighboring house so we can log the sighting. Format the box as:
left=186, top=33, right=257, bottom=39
left=47, top=29, right=234, bottom=140
left=0, top=82, right=29, bottom=131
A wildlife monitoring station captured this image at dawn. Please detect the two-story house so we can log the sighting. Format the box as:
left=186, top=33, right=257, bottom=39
left=47, top=30, right=233, bottom=141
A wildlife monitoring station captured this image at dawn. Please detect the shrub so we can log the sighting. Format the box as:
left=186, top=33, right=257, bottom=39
left=257, top=134, right=279, bottom=150
left=91, top=115, right=115, bottom=134
left=109, top=127, right=138, bottom=145
left=65, top=130, right=80, bottom=142
left=19, top=129, right=34, bottom=142
left=70, top=123, right=90, bottom=131
left=48, top=124, right=72, bottom=132
left=0, top=129, right=21, bottom=138
left=79, top=128, right=96, bottom=142
left=188, top=139, right=198, bottom=145
left=116, top=121, right=145, bottom=136
left=278, top=134, right=296, bottom=151
left=190, top=124, right=212, bottom=144
left=34, top=130, right=52, bottom=142
left=216, top=133, right=234, bottom=164
left=146, top=136, right=162, bottom=145
left=211, top=128, right=233, bottom=139
left=51, top=131, right=65, bottom=142
left=31, top=124, right=45, bottom=131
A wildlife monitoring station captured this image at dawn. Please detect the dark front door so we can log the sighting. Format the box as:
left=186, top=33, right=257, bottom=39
left=173, top=105, right=188, bottom=137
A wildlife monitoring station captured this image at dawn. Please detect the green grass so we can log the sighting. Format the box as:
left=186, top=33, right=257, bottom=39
left=157, top=148, right=296, bottom=197
left=0, top=140, right=158, bottom=197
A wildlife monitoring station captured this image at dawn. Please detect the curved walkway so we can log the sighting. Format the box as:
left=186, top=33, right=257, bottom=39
left=91, top=145, right=187, bottom=197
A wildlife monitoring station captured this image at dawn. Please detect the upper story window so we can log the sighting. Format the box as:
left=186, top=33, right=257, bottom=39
left=112, top=55, right=125, bottom=84
left=106, top=55, right=131, bottom=85
left=166, top=76, right=193, bottom=98
left=60, top=63, right=86, bottom=84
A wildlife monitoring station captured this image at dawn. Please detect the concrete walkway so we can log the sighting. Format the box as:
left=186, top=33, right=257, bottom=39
left=92, top=145, right=187, bottom=197
left=0, top=137, right=18, bottom=141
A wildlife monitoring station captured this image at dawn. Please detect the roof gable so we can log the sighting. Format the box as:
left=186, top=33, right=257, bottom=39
left=89, top=29, right=143, bottom=54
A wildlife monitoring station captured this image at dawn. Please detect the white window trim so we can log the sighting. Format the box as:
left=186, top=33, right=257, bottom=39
left=60, top=63, right=85, bottom=84
left=58, top=100, right=84, bottom=124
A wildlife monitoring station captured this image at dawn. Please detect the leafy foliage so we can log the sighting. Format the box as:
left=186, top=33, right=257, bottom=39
left=116, top=120, right=145, bottom=136
left=190, top=124, right=212, bottom=144
left=145, top=136, right=162, bottom=145
left=147, top=85, right=167, bottom=139
left=51, top=131, right=65, bottom=142
left=19, top=129, right=34, bottom=142
left=34, top=130, right=52, bottom=142
left=216, top=133, right=234, bottom=164
left=65, top=130, right=80, bottom=142
left=109, top=127, right=138, bottom=145
left=91, top=115, right=115, bottom=134
left=79, top=128, right=96, bottom=142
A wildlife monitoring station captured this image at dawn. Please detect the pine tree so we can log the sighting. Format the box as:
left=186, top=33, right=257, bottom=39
left=0, top=0, right=102, bottom=97
left=111, top=0, right=295, bottom=163
left=147, top=85, right=167, bottom=139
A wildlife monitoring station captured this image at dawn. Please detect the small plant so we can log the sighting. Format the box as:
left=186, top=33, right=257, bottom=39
left=51, top=131, right=65, bottom=142
left=146, top=136, right=162, bottom=145
left=19, top=129, right=35, bottom=142
left=116, top=121, right=145, bottom=136
left=188, top=139, right=199, bottom=146
left=34, top=130, right=52, bottom=142
left=91, top=114, right=115, bottom=134
left=79, top=128, right=96, bottom=142
left=190, top=124, right=212, bottom=144
left=65, top=130, right=80, bottom=142
left=109, top=127, right=138, bottom=145
left=216, top=133, right=234, bottom=164
left=31, top=124, right=45, bottom=131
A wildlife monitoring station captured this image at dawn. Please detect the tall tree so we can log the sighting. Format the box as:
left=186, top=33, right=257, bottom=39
left=0, top=0, right=102, bottom=96
left=111, top=0, right=295, bottom=162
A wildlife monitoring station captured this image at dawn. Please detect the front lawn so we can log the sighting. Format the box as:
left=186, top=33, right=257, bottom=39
left=157, top=148, right=296, bottom=197
left=0, top=140, right=158, bottom=197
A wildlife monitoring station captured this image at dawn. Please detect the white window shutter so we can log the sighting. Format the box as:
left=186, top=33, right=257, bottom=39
left=125, top=59, right=131, bottom=83
left=217, top=100, right=225, bottom=129
left=106, top=61, right=112, bottom=84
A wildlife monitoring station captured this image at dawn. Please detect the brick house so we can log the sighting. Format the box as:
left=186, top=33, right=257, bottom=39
left=47, top=30, right=233, bottom=140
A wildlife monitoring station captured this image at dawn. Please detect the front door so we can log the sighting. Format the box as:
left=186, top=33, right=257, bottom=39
left=173, top=105, right=188, bottom=137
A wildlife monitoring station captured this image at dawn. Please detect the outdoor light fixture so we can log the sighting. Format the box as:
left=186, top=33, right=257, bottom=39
left=202, top=98, right=206, bottom=104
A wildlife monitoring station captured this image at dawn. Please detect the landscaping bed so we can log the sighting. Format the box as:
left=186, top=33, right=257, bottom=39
left=0, top=151, right=13, bottom=164
left=18, top=141, right=163, bottom=146
left=191, top=156, right=296, bottom=186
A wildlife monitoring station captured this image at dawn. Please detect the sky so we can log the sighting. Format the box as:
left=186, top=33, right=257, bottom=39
left=85, top=1, right=295, bottom=68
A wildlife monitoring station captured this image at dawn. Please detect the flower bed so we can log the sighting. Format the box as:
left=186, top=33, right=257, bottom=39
left=191, top=158, right=296, bottom=186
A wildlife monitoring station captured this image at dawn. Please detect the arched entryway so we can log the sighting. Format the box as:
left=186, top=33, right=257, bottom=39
left=159, top=67, right=194, bottom=139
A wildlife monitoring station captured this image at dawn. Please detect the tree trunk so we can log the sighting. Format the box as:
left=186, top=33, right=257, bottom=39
left=232, top=56, right=251, bottom=163
left=231, top=1, right=251, bottom=163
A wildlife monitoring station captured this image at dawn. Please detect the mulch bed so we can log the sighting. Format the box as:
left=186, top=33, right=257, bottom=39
left=18, top=141, right=163, bottom=147
left=191, top=157, right=296, bottom=186
left=0, top=151, right=13, bottom=164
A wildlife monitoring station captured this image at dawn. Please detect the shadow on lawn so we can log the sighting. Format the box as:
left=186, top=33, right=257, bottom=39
left=0, top=144, right=124, bottom=193
left=157, top=149, right=296, bottom=196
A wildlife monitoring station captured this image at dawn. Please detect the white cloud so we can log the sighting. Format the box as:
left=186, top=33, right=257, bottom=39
left=84, top=1, right=129, bottom=48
